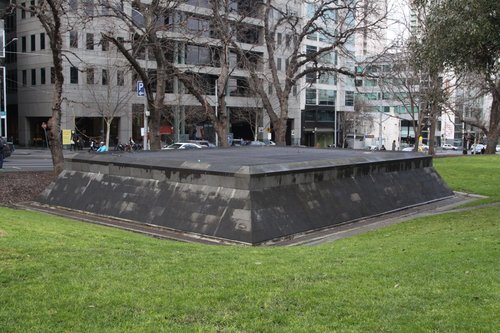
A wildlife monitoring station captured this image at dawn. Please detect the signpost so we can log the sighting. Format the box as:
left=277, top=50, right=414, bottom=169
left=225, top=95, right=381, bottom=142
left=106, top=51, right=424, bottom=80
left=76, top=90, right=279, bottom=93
left=137, top=81, right=145, bottom=97
left=137, top=81, right=148, bottom=149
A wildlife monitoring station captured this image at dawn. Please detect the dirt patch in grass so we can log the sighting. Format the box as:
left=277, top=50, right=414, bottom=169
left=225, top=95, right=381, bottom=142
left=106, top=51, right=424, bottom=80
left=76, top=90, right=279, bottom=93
left=0, top=171, right=56, bottom=207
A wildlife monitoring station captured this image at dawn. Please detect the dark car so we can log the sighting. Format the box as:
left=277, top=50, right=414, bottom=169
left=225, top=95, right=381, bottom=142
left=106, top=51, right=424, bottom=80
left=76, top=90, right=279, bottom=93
left=1, top=137, right=12, bottom=158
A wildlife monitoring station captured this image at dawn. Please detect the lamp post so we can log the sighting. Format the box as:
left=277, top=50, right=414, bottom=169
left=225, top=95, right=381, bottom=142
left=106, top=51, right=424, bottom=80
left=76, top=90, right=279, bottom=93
left=1, top=37, right=17, bottom=139
left=215, top=79, right=218, bottom=146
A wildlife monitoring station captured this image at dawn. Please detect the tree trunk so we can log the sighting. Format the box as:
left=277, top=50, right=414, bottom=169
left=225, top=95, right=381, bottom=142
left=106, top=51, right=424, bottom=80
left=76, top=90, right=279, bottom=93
left=428, top=105, right=437, bottom=155
left=485, top=79, right=500, bottom=154
left=273, top=98, right=289, bottom=146
left=105, top=120, right=111, bottom=148
left=215, top=98, right=229, bottom=147
left=46, top=0, right=65, bottom=176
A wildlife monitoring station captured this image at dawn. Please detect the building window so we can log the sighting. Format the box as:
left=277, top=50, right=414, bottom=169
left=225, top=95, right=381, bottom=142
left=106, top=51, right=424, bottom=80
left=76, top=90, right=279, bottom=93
left=185, top=45, right=213, bottom=66
left=82, top=0, right=94, bottom=15
left=102, top=69, right=108, bottom=85
left=22, top=70, right=27, bottom=86
left=268, top=84, right=273, bottom=95
left=345, top=91, right=354, bottom=106
left=101, top=38, right=109, bottom=51
left=277, top=58, right=282, bottom=71
left=317, top=110, right=334, bottom=122
left=117, top=70, right=124, bottom=86
left=86, top=33, right=94, bottom=50
left=186, top=16, right=211, bottom=38
left=306, top=45, right=317, bottom=55
left=30, top=0, right=35, bottom=16
left=70, top=66, right=78, bottom=84
left=320, top=51, right=336, bottom=65
left=307, top=32, right=317, bottom=41
left=69, top=0, right=78, bottom=11
left=40, top=33, right=45, bottom=50
left=40, top=68, right=46, bottom=84
left=21, top=36, right=27, bottom=53
left=276, top=33, right=282, bottom=45
left=319, top=72, right=336, bottom=85
left=86, top=68, right=94, bottom=84
left=318, top=89, right=336, bottom=105
left=306, top=88, right=316, bottom=105
left=101, top=0, right=110, bottom=15
left=30, top=34, right=36, bottom=51
left=21, top=3, right=26, bottom=19
left=70, top=31, right=78, bottom=48
left=50, top=67, right=55, bottom=84
left=306, top=71, right=316, bottom=84
left=31, top=68, right=36, bottom=85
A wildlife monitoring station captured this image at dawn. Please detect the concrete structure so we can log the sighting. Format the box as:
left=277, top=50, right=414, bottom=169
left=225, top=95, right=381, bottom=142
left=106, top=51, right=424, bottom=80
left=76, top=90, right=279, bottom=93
left=37, top=147, right=453, bottom=245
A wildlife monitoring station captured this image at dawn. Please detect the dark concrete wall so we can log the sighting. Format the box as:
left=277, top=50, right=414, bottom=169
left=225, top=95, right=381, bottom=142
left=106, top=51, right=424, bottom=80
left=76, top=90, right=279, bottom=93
left=37, top=151, right=453, bottom=244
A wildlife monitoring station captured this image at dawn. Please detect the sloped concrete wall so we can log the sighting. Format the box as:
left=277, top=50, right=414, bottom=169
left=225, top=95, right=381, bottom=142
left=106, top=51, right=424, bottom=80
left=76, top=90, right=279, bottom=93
left=37, top=149, right=453, bottom=244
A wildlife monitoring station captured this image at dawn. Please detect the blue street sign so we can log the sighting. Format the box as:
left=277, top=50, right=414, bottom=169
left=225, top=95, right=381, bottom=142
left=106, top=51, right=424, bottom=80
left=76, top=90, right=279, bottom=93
left=137, top=81, right=145, bottom=96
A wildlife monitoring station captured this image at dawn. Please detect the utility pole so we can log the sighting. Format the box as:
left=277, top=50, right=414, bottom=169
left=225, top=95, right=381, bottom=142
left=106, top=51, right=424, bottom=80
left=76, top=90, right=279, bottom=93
left=143, top=47, right=148, bottom=150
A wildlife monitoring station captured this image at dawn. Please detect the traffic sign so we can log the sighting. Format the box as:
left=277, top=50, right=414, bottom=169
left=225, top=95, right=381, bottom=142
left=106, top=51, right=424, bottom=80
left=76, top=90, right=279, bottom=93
left=137, top=81, right=145, bottom=96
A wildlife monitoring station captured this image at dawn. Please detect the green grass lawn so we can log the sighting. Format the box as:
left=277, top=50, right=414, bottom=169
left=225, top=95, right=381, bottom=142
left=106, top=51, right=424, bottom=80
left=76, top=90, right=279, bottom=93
left=434, top=154, right=500, bottom=204
left=1, top=156, right=499, bottom=332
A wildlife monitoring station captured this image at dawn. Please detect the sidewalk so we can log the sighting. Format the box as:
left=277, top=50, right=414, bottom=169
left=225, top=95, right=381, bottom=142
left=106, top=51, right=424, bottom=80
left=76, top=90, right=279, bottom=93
left=12, top=147, right=80, bottom=157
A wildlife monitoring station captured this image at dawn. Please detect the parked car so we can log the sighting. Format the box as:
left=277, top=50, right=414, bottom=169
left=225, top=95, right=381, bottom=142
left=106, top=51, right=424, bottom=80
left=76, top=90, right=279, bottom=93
left=1, top=137, right=12, bottom=158
left=496, top=144, right=500, bottom=152
left=402, top=145, right=428, bottom=152
left=470, top=143, right=486, bottom=154
left=248, top=140, right=266, bottom=146
left=231, top=139, right=247, bottom=146
left=441, top=143, right=457, bottom=150
left=188, top=140, right=216, bottom=148
left=162, top=142, right=202, bottom=150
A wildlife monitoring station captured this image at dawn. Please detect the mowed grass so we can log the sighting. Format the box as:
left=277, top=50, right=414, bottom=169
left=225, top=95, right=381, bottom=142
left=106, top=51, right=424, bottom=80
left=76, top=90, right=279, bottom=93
left=434, top=154, right=500, bottom=204
left=1, top=156, right=499, bottom=332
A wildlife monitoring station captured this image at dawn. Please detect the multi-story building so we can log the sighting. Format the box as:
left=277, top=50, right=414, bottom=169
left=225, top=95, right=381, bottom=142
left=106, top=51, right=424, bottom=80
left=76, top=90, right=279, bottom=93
left=3, top=0, right=389, bottom=148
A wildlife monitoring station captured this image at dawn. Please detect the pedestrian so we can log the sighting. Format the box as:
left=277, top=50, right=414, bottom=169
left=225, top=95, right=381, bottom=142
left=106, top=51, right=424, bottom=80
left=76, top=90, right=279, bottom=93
left=96, top=142, right=108, bottom=153
left=392, top=140, right=396, bottom=151
left=70, top=131, right=79, bottom=151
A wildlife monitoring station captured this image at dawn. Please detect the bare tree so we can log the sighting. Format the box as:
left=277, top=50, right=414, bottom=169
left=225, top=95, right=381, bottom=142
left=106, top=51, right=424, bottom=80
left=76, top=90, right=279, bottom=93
left=340, top=96, right=375, bottom=148
left=100, top=0, right=180, bottom=150
left=232, top=0, right=389, bottom=145
left=374, top=54, right=430, bottom=152
left=85, top=59, right=132, bottom=148
left=9, top=0, right=69, bottom=174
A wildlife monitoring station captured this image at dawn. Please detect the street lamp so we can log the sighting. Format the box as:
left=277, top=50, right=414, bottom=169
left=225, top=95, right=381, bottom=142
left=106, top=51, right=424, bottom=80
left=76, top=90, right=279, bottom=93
left=215, top=79, right=218, bottom=146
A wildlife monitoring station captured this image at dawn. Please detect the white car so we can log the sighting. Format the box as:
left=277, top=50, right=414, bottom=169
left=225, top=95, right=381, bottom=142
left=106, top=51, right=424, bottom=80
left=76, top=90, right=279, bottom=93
left=470, top=144, right=486, bottom=154
left=441, top=143, right=457, bottom=150
left=162, top=142, right=202, bottom=150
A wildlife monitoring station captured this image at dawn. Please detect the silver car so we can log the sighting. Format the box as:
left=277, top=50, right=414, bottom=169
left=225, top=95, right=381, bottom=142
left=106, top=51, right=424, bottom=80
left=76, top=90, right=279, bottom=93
left=162, top=142, right=203, bottom=150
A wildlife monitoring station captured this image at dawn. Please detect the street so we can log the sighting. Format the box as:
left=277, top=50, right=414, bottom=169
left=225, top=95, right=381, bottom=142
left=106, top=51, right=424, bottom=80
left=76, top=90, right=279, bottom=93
left=1, top=148, right=78, bottom=172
